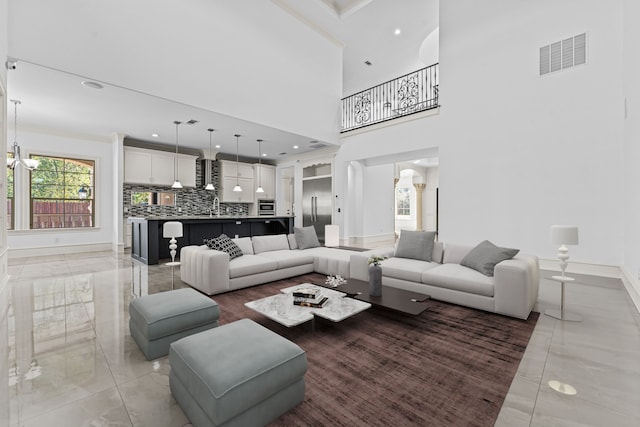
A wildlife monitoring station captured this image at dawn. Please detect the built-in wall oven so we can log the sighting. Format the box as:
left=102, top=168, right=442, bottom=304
left=257, top=199, right=275, bottom=216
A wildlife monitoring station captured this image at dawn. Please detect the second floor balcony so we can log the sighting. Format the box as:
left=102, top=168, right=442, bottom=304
left=341, top=63, right=439, bottom=133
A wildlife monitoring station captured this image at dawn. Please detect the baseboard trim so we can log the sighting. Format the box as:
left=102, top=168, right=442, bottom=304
left=540, top=258, right=639, bottom=314
left=539, top=258, right=621, bottom=278
left=344, top=234, right=395, bottom=249
left=620, top=267, right=640, bottom=314
left=8, top=243, right=114, bottom=259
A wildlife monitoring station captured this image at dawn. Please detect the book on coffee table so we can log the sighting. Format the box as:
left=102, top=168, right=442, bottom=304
left=293, top=296, right=329, bottom=308
left=292, top=288, right=322, bottom=299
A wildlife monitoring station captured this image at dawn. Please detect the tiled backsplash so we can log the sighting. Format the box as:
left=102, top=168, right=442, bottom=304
left=123, top=160, right=250, bottom=218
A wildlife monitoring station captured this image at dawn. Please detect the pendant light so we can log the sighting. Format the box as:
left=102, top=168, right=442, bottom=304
left=171, top=121, right=183, bottom=189
left=256, top=139, right=264, bottom=193
left=7, top=100, right=39, bottom=170
left=205, top=128, right=215, bottom=191
left=233, top=134, right=242, bottom=192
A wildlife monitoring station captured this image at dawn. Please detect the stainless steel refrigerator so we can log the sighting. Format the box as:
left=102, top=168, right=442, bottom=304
left=302, top=176, right=332, bottom=242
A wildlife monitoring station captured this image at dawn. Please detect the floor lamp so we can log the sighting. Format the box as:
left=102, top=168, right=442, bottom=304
left=163, top=221, right=183, bottom=288
left=547, top=224, right=581, bottom=394
left=550, top=225, right=579, bottom=280
left=547, top=225, right=581, bottom=322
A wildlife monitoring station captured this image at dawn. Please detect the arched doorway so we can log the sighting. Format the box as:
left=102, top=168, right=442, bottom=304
left=394, top=161, right=438, bottom=239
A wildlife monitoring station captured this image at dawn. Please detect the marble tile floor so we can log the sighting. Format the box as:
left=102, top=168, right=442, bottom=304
left=3, top=250, right=640, bottom=426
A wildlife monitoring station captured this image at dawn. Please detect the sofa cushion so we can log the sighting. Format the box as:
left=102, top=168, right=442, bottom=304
left=204, top=234, right=243, bottom=260
left=421, top=264, right=495, bottom=297
left=287, top=234, right=298, bottom=250
left=259, top=250, right=315, bottom=269
left=442, top=243, right=474, bottom=264
left=395, top=230, right=436, bottom=262
left=252, top=234, right=290, bottom=254
left=232, top=237, right=254, bottom=255
left=228, top=255, right=278, bottom=279
left=294, top=226, right=320, bottom=249
left=461, top=240, right=520, bottom=277
left=300, top=247, right=352, bottom=277
left=380, top=257, right=440, bottom=283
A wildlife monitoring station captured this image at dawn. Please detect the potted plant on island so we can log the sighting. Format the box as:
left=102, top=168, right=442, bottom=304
left=367, top=255, right=387, bottom=296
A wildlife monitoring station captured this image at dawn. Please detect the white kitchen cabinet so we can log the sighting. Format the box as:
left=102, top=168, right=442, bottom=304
left=253, top=164, right=276, bottom=200
left=220, top=177, right=255, bottom=203
left=219, top=159, right=254, bottom=179
left=124, top=147, right=197, bottom=187
left=124, top=148, right=153, bottom=184
left=176, top=156, right=197, bottom=187
left=219, top=160, right=254, bottom=202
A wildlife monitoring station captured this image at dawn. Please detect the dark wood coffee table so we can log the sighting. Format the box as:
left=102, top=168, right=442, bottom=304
left=320, top=279, right=430, bottom=315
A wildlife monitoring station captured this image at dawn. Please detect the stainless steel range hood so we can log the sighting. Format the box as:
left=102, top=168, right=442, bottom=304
left=200, top=159, right=215, bottom=188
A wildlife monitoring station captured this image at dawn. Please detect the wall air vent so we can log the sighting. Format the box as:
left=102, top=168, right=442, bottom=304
left=540, top=33, right=586, bottom=76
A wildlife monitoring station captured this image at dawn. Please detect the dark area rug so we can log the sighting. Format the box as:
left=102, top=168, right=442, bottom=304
left=211, top=273, right=539, bottom=427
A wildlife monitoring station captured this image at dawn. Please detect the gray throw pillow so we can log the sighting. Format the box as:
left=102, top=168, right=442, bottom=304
left=294, top=226, right=320, bottom=250
left=460, top=240, right=519, bottom=277
left=204, top=234, right=243, bottom=260
left=394, top=230, right=437, bottom=262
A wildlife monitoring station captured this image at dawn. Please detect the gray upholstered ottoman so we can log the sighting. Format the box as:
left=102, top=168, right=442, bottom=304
left=129, top=288, right=219, bottom=360
left=169, top=318, right=307, bottom=427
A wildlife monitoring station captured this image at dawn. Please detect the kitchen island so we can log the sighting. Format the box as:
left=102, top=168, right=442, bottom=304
left=128, top=216, right=293, bottom=265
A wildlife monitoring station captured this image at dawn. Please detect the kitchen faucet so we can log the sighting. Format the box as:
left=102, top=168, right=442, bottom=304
left=212, top=196, right=220, bottom=216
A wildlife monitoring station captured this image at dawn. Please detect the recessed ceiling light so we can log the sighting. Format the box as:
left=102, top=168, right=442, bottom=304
left=262, top=153, right=268, bottom=157
left=394, top=28, right=401, bottom=35
left=215, top=145, right=221, bottom=149
left=364, top=60, right=372, bottom=66
left=81, top=81, right=104, bottom=90
left=293, top=145, right=299, bottom=149
left=151, top=133, right=159, bottom=138
left=548, top=380, right=577, bottom=395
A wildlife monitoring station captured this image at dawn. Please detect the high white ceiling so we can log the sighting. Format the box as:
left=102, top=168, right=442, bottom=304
left=6, top=0, right=438, bottom=160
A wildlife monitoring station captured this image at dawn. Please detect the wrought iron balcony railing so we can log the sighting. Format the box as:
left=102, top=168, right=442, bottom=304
left=341, top=63, right=439, bottom=132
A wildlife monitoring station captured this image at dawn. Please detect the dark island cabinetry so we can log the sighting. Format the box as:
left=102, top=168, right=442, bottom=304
left=129, top=216, right=293, bottom=265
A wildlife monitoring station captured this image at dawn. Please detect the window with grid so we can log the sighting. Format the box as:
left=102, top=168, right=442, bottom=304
left=6, top=152, right=14, bottom=230
left=396, top=187, right=411, bottom=216
left=30, top=155, right=95, bottom=229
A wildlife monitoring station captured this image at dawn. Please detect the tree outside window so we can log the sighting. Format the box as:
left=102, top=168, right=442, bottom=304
left=30, top=155, right=95, bottom=229
left=396, top=187, right=411, bottom=216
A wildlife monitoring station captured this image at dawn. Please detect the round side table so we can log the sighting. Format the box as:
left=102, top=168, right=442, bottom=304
left=545, top=275, right=582, bottom=322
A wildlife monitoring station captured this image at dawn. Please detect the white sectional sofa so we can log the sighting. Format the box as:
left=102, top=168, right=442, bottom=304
left=180, top=233, right=539, bottom=319
left=180, top=234, right=377, bottom=296
left=349, top=242, right=539, bottom=319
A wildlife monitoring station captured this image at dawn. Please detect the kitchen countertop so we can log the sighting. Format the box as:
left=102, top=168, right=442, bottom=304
left=128, top=215, right=293, bottom=221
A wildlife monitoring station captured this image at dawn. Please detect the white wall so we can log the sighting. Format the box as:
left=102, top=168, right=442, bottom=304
left=0, top=0, right=10, bottom=423
left=8, top=0, right=343, bottom=144
left=623, top=0, right=640, bottom=302
left=7, top=130, right=115, bottom=251
left=362, top=163, right=394, bottom=239
left=338, top=0, right=625, bottom=267
left=0, top=0, right=6, bottom=85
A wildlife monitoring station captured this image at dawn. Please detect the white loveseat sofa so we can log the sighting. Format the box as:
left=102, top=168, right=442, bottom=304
left=349, top=242, right=539, bottom=319
left=180, top=234, right=380, bottom=296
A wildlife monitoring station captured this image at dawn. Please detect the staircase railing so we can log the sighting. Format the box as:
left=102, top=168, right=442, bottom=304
left=341, top=63, right=439, bottom=132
